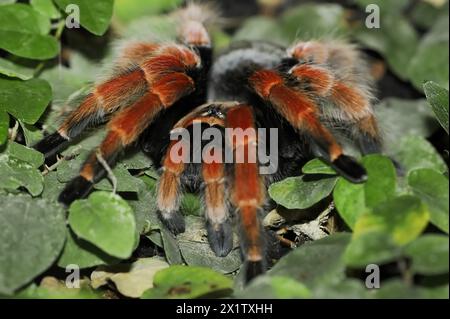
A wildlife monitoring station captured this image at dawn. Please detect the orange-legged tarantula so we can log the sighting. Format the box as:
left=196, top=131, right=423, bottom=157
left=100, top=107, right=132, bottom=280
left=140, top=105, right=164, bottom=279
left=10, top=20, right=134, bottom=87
left=34, top=3, right=381, bottom=282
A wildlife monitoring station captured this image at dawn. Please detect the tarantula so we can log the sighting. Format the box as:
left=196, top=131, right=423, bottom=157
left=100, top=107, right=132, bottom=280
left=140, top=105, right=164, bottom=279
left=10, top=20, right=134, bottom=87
left=34, top=3, right=381, bottom=282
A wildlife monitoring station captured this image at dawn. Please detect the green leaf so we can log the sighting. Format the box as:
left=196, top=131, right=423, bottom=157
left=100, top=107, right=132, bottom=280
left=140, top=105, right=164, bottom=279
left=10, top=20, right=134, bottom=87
left=128, top=176, right=159, bottom=234
left=0, top=3, right=50, bottom=34
left=0, top=142, right=44, bottom=196
left=353, top=13, right=418, bottom=80
left=375, top=98, right=438, bottom=152
left=178, top=241, right=242, bottom=274
left=269, top=176, right=337, bottom=209
left=281, top=4, right=348, bottom=40
left=146, top=231, right=163, bottom=248
left=94, top=165, right=140, bottom=193
left=392, top=136, right=447, bottom=174
left=16, top=280, right=100, bottom=299
left=333, top=178, right=369, bottom=229
left=68, top=192, right=137, bottom=259
left=174, top=216, right=241, bottom=274
left=0, top=0, right=16, bottom=5
left=268, top=233, right=351, bottom=287
left=408, top=169, right=449, bottom=233
left=405, top=234, right=449, bottom=275
left=237, top=276, right=311, bottom=299
left=54, top=0, right=114, bottom=36
left=160, top=226, right=183, bottom=265
left=423, top=81, right=449, bottom=134
left=0, top=4, right=59, bottom=59
left=60, top=129, right=106, bottom=157
left=0, top=111, right=8, bottom=145
left=57, top=229, right=119, bottom=269
left=56, top=149, right=141, bottom=193
left=353, top=0, right=410, bottom=14
left=41, top=171, right=65, bottom=202
left=30, top=0, right=61, bottom=19
left=408, top=15, right=449, bottom=90
left=410, top=1, right=448, bottom=30
left=121, top=151, right=154, bottom=170
left=312, top=278, right=372, bottom=299
left=0, top=57, right=33, bottom=80
left=344, top=232, right=402, bottom=267
left=333, top=155, right=396, bottom=229
left=212, top=29, right=231, bottom=51
left=91, top=257, right=169, bottom=298
left=0, top=78, right=52, bottom=145
left=375, top=279, right=449, bottom=299
left=333, top=179, right=366, bottom=229
left=122, top=16, right=177, bottom=42
left=7, top=141, right=44, bottom=167
left=18, top=121, right=43, bottom=146
left=114, top=0, right=182, bottom=24
left=0, top=31, right=59, bottom=60
left=302, top=158, right=336, bottom=175
left=353, top=195, right=429, bottom=246
left=56, top=151, right=89, bottom=182
left=233, top=17, right=289, bottom=46
left=362, top=155, right=397, bottom=207
left=180, top=192, right=202, bottom=216
left=141, top=265, right=233, bottom=299
left=0, top=195, right=66, bottom=295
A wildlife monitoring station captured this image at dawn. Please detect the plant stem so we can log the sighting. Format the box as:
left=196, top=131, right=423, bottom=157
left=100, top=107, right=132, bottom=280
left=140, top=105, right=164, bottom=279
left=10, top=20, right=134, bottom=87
left=8, top=121, right=19, bottom=142
left=42, top=156, right=64, bottom=176
left=96, top=151, right=117, bottom=194
left=398, top=258, right=413, bottom=286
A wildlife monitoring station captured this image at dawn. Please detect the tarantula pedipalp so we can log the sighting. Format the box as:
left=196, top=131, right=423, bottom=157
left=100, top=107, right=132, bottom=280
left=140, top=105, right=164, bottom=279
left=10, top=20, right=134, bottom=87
left=34, top=3, right=381, bottom=282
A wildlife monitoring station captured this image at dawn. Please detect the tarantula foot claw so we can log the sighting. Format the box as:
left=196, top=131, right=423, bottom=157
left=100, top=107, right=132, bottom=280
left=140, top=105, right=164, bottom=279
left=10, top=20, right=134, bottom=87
left=207, top=221, right=233, bottom=257
left=244, top=260, right=266, bottom=284
left=157, top=210, right=186, bottom=235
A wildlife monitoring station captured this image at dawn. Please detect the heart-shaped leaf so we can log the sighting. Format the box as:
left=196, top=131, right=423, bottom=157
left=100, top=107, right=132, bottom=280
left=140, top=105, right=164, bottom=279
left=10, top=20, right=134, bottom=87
left=68, top=192, right=137, bottom=259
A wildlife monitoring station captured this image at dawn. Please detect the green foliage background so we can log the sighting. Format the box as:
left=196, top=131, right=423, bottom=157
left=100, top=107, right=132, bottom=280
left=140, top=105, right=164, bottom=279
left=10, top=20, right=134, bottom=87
left=0, top=0, right=448, bottom=299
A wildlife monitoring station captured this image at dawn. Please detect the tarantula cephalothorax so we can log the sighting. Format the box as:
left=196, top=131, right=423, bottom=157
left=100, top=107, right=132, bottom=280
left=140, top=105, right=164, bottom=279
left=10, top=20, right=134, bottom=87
left=34, top=3, right=381, bottom=282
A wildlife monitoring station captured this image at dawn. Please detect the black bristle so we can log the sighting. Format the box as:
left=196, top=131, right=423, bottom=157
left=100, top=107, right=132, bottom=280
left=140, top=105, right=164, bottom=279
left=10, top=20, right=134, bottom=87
left=157, top=210, right=186, bottom=235
left=331, top=154, right=367, bottom=183
left=359, top=134, right=382, bottom=155
left=206, top=221, right=233, bottom=257
left=33, top=132, right=68, bottom=160
left=58, top=176, right=94, bottom=206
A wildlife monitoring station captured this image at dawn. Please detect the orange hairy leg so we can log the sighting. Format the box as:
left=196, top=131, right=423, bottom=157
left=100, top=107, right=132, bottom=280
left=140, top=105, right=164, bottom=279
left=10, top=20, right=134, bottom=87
left=170, top=103, right=233, bottom=256
left=290, top=64, right=335, bottom=96
left=287, top=40, right=381, bottom=155
left=354, top=114, right=382, bottom=154
left=34, top=69, right=148, bottom=159
left=226, top=105, right=266, bottom=282
left=34, top=44, right=199, bottom=160
left=156, top=106, right=227, bottom=236
left=249, top=70, right=342, bottom=160
left=156, top=139, right=188, bottom=234
left=249, top=69, right=367, bottom=183
left=58, top=47, right=198, bottom=205
left=328, top=81, right=382, bottom=154
left=202, top=143, right=233, bottom=257
left=289, top=64, right=381, bottom=154
left=115, top=42, right=160, bottom=68
left=58, top=92, right=164, bottom=205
